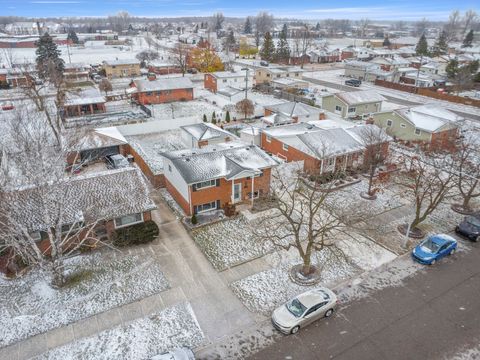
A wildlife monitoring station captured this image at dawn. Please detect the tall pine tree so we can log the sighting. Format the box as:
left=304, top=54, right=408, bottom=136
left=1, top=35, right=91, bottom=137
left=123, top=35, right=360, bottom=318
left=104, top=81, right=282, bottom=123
left=35, top=32, right=65, bottom=82
left=431, top=30, right=448, bottom=56
left=260, top=32, right=275, bottom=62
left=67, top=29, right=79, bottom=44
left=244, top=17, right=252, bottom=34
left=415, top=33, right=429, bottom=56
left=276, top=25, right=290, bottom=64
left=462, top=30, right=474, bottom=48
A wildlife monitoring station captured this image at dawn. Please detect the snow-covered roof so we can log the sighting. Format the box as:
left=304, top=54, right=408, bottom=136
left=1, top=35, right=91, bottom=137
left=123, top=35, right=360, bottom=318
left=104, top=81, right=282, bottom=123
left=335, top=90, right=386, bottom=106
left=6, top=167, right=156, bottom=232
left=64, top=88, right=106, bottom=106
left=271, top=78, right=308, bottom=86
left=133, top=77, right=193, bottom=92
left=265, top=102, right=322, bottom=117
left=181, top=122, right=234, bottom=141
left=162, top=142, right=278, bottom=183
left=103, top=59, right=140, bottom=66
left=208, top=71, right=248, bottom=79
left=76, top=127, right=127, bottom=151
left=395, top=104, right=464, bottom=133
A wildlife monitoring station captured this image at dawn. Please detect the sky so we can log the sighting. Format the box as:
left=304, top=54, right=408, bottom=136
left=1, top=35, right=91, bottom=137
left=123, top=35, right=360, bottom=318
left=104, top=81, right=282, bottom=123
left=2, top=0, right=479, bottom=21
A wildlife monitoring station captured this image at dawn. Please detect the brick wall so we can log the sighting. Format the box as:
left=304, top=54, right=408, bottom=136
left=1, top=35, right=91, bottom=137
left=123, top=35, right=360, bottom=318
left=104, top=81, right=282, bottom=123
left=204, top=74, right=217, bottom=92
left=136, top=88, right=194, bottom=105
left=430, top=128, right=458, bottom=151
left=260, top=133, right=320, bottom=173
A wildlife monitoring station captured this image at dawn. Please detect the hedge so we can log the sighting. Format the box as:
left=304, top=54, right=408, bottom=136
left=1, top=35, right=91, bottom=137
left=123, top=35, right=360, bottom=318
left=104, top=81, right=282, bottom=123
left=112, top=220, right=159, bottom=247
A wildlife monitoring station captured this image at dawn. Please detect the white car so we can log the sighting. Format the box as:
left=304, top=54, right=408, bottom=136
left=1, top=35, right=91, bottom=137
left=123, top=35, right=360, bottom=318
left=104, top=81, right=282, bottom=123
left=272, top=287, right=338, bottom=335
left=151, top=347, right=195, bottom=360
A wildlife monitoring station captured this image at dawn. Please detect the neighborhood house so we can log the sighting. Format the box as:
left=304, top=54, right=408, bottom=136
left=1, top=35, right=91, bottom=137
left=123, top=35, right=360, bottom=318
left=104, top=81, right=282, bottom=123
left=322, top=90, right=385, bottom=119
left=103, top=59, right=141, bottom=78
left=130, top=77, right=194, bottom=105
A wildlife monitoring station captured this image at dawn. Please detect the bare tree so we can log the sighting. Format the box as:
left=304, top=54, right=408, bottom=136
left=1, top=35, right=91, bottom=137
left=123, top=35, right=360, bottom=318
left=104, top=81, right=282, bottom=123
left=463, top=10, right=478, bottom=34
left=136, top=49, right=159, bottom=66
left=395, top=152, right=455, bottom=237
left=235, top=98, right=254, bottom=119
left=98, top=78, right=113, bottom=97
left=357, top=125, right=391, bottom=199
left=357, top=18, right=371, bottom=37
left=453, top=135, right=480, bottom=213
left=212, top=12, right=225, bottom=34
left=253, top=166, right=366, bottom=279
left=1, top=48, right=16, bottom=67
left=292, top=25, right=313, bottom=68
left=415, top=18, right=430, bottom=36
left=444, top=10, right=461, bottom=41
left=254, top=12, right=274, bottom=47
left=170, top=43, right=189, bottom=76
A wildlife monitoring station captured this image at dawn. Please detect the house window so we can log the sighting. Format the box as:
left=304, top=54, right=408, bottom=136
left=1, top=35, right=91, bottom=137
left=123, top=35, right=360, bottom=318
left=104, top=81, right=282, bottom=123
left=348, top=107, right=356, bottom=113
left=168, top=164, right=172, bottom=172
left=400, top=123, right=406, bottom=128
left=146, top=91, right=152, bottom=96
left=283, top=143, right=289, bottom=151
left=30, top=231, right=42, bottom=242
left=414, top=128, right=421, bottom=136
left=386, top=119, right=393, bottom=127
left=335, top=105, right=342, bottom=112
left=156, top=91, right=161, bottom=96
left=194, top=201, right=217, bottom=214
left=194, top=179, right=217, bottom=190
left=266, top=135, right=272, bottom=143
left=295, top=73, right=299, bottom=76
left=248, top=191, right=259, bottom=199
left=114, top=213, right=144, bottom=229
left=223, top=79, right=227, bottom=83
left=327, top=158, right=335, bottom=166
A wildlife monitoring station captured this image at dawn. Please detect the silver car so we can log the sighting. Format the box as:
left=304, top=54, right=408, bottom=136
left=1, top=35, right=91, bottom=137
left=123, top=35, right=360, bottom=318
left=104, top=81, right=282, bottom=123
left=271, top=287, right=338, bottom=335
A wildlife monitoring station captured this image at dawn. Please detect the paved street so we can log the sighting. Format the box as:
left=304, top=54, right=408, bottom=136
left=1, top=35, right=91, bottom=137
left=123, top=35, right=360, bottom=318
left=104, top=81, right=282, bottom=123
left=248, top=238, right=480, bottom=360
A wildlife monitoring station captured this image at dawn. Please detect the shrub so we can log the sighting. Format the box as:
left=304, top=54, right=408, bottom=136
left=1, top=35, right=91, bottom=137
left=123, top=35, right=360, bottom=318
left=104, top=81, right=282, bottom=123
left=212, top=118, right=217, bottom=124
left=203, top=114, right=207, bottom=122
left=112, top=220, right=159, bottom=247
left=191, top=214, right=198, bottom=225
left=225, top=111, right=231, bottom=123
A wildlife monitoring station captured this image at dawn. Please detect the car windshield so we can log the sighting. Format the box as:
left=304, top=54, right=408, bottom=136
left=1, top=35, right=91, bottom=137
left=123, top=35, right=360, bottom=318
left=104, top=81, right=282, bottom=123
left=286, top=298, right=307, bottom=318
left=420, top=238, right=441, bottom=253
left=466, top=216, right=480, bottom=227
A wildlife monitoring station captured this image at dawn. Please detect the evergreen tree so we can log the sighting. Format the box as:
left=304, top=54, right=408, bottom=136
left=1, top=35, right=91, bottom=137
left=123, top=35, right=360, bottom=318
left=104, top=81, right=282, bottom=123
left=315, top=22, right=321, bottom=31
left=203, top=114, right=207, bottom=122
left=431, top=31, right=448, bottom=56
left=35, top=32, right=65, bottom=82
left=383, top=36, right=391, bottom=48
left=211, top=111, right=216, bottom=123
left=415, top=33, right=429, bottom=56
left=260, top=32, right=275, bottom=62
left=225, top=110, right=231, bottom=123
left=445, top=59, right=459, bottom=79
left=276, top=26, right=290, bottom=63
left=67, top=29, right=79, bottom=44
left=462, top=30, right=474, bottom=48
left=244, top=17, right=252, bottom=34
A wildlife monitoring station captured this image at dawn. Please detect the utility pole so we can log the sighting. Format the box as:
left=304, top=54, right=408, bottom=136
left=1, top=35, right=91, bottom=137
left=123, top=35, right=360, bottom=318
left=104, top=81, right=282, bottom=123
left=242, top=67, right=249, bottom=100
left=414, top=54, right=423, bottom=93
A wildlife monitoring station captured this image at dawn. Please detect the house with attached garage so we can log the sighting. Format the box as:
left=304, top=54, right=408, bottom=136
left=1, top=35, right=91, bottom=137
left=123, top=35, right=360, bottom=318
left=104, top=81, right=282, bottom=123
left=130, top=77, right=194, bottom=105
left=260, top=122, right=390, bottom=174
left=180, top=122, right=235, bottom=148
left=1, top=167, right=157, bottom=265
left=162, top=142, right=278, bottom=215
left=204, top=71, right=253, bottom=93
left=371, top=104, right=464, bottom=150
left=321, top=90, right=385, bottom=119
left=254, top=66, right=304, bottom=85
left=263, top=102, right=325, bottom=126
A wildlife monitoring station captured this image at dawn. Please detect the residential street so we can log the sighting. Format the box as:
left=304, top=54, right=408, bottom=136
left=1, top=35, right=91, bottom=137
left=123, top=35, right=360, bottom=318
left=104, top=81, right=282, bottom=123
left=248, top=238, right=480, bottom=360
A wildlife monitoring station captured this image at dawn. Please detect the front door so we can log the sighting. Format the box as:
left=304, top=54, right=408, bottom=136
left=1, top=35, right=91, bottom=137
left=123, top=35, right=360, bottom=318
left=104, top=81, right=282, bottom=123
left=233, top=183, right=242, bottom=203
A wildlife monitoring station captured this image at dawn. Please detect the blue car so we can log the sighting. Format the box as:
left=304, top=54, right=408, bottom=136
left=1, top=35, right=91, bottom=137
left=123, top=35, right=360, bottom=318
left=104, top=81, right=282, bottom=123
left=412, top=234, right=457, bottom=265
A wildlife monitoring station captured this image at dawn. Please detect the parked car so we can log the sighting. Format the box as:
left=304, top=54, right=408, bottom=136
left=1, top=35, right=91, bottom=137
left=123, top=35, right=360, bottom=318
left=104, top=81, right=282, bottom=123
left=412, top=234, right=457, bottom=265
left=151, top=347, right=195, bottom=360
left=345, top=79, right=361, bottom=87
left=93, top=75, right=103, bottom=83
left=105, top=154, right=129, bottom=169
left=271, top=287, right=338, bottom=335
left=1, top=101, right=14, bottom=111
left=260, top=60, right=269, bottom=67
left=455, top=213, right=480, bottom=242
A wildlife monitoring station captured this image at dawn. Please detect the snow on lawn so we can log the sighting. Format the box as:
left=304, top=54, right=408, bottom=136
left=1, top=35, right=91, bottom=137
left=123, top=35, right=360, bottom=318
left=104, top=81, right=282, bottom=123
left=0, top=253, right=169, bottom=348
left=192, top=216, right=275, bottom=271
left=230, top=248, right=360, bottom=315
left=149, top=100, right=223, bottom=122
left=33, top=302, right=204, bottom=360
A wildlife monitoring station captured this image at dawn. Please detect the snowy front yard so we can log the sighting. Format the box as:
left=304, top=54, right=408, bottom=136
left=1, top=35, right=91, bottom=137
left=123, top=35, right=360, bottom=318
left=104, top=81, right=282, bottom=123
left=33, top=302, right=204, bottom=360
left=192, top=216, right=275, bottom=271
left=0, top=253, right=169, bottom=348
left=149, top=100, right=223, bottom=122
left=230, top=237, right=396, bottom=316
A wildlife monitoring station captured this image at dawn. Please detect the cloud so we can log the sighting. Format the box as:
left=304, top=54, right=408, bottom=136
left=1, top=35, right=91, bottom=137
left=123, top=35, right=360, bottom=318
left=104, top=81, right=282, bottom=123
left=30, top=1, right=82, bottom=3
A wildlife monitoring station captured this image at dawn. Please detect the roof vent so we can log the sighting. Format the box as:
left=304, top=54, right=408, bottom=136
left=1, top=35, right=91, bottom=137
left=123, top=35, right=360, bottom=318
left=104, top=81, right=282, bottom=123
left=185, top=158, right=190, bottom=161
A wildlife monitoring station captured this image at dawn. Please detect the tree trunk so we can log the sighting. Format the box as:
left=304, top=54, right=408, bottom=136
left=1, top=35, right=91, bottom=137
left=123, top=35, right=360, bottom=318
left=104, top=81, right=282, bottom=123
left=50, top=260, right=66, bottom=289
left=368, top=165, right=375, bottom=196
left=301, top=254, right=312, bottom=276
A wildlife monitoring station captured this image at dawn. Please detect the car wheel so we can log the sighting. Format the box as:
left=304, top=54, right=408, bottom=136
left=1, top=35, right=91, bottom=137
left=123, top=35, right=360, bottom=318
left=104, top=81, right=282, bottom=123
left=430, top=259, right=436, bottom=265
left=325, top=309, right=334, bottom=318
left=449, top=248, right=455, bottom=255
left=290, top=326, right=300, bottom=335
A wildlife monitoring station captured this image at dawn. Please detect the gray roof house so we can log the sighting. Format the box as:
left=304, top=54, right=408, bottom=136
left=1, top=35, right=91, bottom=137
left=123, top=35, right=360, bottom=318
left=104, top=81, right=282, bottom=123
left=321, top=90, right=385, bottom=119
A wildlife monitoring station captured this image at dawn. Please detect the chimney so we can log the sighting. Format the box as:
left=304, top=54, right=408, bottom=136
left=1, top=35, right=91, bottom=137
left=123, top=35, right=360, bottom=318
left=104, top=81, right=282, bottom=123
left=319, top=112, right=326, bottom=120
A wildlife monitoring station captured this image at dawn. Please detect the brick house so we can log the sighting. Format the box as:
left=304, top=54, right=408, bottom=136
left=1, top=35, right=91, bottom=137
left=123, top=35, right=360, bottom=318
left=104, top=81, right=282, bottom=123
left=321, top=90, right=385, bottom=119
left=0, top=167, right=156, bottom=273
left=148, top=61, right=182, bottom=75
left=63, top=88, right=106, bottom=118
left=103, top=59, right=141, bottom=79
left=261, top=122, right=390, bottom=174
left=255, top=66, right=304, bottom=85
left=63, top=62, right=91, bottom=83
left=163, top=142, right=278, bottom=215
left=204, top=71, right=253, bottom=93
left=0, top=67, right=34, bottom=88
left=180, top=123, right=235, bottom=148
left=130, top=77, right=194, bottom=105
left=263, top=102, right=325, bottom=126
left=371, top=104, right=463, bottom=150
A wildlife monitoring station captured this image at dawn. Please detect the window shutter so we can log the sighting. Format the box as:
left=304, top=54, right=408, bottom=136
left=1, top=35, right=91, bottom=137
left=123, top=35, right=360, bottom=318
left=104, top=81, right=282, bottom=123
left=216, top=200, right=220, bottom=209
left=216, top=179, right=220, bottom=187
